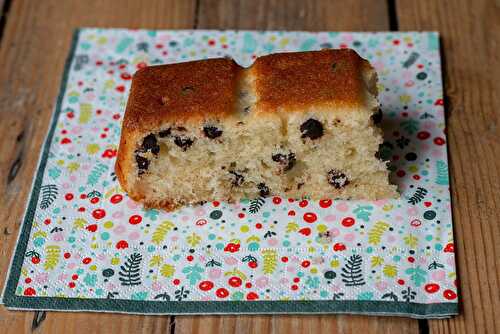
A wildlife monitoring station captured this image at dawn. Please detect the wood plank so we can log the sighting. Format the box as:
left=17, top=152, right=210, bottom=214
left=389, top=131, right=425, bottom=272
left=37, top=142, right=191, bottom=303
left=175, top=1, right=419, bottom=333
left=396, top=0, right=500, bottom=333
left=0, top=0, right=196, bottom=333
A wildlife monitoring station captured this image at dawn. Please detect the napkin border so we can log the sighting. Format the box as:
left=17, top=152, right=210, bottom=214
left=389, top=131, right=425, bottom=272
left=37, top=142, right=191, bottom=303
left=1, top=28, right=458, bottom=319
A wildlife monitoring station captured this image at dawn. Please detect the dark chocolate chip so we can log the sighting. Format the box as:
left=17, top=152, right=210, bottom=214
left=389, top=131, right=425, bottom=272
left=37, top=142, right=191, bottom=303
left=140, top=134, right=160, bottom=155
left=174, top=136, right=194, bottom=151
left=176, top=126, right=187, bottom=132
left=327, top=169, right=349, bottom=189
left=229, top=171, right=244, bottom=186
left=272, top=152, right=296, bottom=171
left=300, top=119, right=323, bottom=140
left=243, top=106, right=251, bottom=113
left=203, top=126, right=223, bottom=139
left=136, top=155, right=149, bottom=174
left=297, top=182, right=305, bottom=190
left=158, top=128, right=171, bottom=138
left=371, top=108, right=383, bottom=124
left=257, top=183, right=270, bottom=197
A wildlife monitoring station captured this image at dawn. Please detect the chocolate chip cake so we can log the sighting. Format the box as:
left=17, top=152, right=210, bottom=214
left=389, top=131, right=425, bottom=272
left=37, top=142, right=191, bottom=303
left=116, top=49, right=398, bottom=211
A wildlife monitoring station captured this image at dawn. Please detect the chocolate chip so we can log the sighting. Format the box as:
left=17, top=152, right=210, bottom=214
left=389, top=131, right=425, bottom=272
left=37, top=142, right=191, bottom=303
left=297, top=182, right=304, bottom=190
left=327, top=169, right=349, bottom=189
left=229, top=171, right=244, bottom=186
left=174, top=136, right=194, bottom=151
left=158, top=128, right=171, bottom=138
left=244, top=106, right=251, bottom=113
left=300, top=119, right=323, bottom=140
left=141, top=134, right=160, bottom=155
left=203, top=126, right=223, bottom=139
left=371, top=108, right=383, bottom=124
left=136, top=155, right=149, bottom=174
left=257, top=183, right=270, bottom=197
left=272, top=152, right=296, bottom=171
left=176, top=127, right=187, bottom=132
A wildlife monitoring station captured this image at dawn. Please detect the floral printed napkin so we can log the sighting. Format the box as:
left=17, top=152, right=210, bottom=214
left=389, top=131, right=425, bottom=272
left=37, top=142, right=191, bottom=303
left=1, top=29, right=458, bottom=318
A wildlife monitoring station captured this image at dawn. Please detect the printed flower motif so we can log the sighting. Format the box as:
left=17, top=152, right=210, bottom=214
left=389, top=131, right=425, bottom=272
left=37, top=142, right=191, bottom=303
left=224, top=243, right=240, bottom=253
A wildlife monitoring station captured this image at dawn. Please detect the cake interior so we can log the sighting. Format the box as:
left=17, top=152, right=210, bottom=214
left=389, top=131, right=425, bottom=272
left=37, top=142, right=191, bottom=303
left=129, top=70, right=395, bottom=207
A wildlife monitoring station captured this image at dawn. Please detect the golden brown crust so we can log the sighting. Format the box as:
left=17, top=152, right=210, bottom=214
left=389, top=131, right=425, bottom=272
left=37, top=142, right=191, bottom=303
left=123, top=58, right=241, bottom=132
left=251, top=49, right=369, bottom=111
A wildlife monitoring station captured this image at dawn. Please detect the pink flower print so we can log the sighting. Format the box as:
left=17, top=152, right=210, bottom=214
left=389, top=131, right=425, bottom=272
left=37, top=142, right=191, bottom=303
left=343, top=233, right=355, bottom=243
left=324, top=214, right=337, bottom=222
left=431, top=270, right=446, bottom=282
left=224, top=256, right=238, bottom=266
left=266, top=238, right=278, bottom=247
left=114, top=224, right=126, bottom=235
left=208, top=267, right=222, bottom=280
left=58, top=273, right=69, bottom=282
left=255, top=276, right=269, bottom=288
left=152, top=281, right=163, bottom=291
left=375, top=281, right=389, bottom=292
left=52, top=232, right=65, bottom=242
left=128, top=231, right=140, bottom=240
left=112, top=211, right=124, bottom=219
left=35, top=273, right=49, bottom=284
left=67, top=262, right=77, bottom=270
left=335, top=202, right=349, bottom=212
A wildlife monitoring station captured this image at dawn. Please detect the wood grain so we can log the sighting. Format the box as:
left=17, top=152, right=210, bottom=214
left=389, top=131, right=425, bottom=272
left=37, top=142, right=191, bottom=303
left=175, top=1, right=418, bottom=333
left=0, top=1, right=195, bottom=333
left=396, top=0, right=500, bottom=333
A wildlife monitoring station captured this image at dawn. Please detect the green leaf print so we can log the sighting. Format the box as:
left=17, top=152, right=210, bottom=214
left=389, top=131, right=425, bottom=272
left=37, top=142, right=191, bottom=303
left=405, top=266, right=427, bottom=287
left=87, top=163, right=108, bottom=186
left=182, top=264, right=204, bottom=285
left=353, top=205, right=374, bottom=222
left=401, top=119, right=419, bottom=134
left=83, top=273, right=97, bottom=287
left=436, top=160, right=449, bottom=185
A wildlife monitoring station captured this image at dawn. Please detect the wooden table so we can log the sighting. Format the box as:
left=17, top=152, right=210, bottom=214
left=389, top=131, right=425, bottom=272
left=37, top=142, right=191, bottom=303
left=0, top=1, right=498, bottom=333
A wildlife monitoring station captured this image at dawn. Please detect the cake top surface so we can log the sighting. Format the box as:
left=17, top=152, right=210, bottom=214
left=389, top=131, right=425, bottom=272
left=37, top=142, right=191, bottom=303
left=123, top=58, right=240, bottom=131
left=251, top=49, right=370, bottom=111
left=123, top=49, right=372, bottom=131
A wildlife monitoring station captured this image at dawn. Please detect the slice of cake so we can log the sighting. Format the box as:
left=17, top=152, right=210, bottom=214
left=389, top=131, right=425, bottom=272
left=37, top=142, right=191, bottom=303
left=116, top=49, right=398, bottom=211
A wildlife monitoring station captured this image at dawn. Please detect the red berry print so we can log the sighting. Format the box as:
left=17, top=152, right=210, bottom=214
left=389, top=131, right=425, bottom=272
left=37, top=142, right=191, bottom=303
left=288, top=210, right=296, bottom=216
left=444, top=243, right=454, bottom=253
left=92, top=209, right=105, bottom=219
left=224, top=243, right=240, bottom=253
left=272, top=197, right=282, bottom=204
left=86, top=224, right=98, bottom=232
left=44, top=219, right=51, bottom=225
left=113, top=114, right=121, bottom=120
left=248, top=261, right=258, bottom=269
left=434, top=98, right=444, bottom=106
left=78, top=207, right=85, bottom=212
left=396, top=170, right=406, bottom=177
left=61, top=138, right=72, bottom=144
left=212, top=201, right=220, bottom=207
left=31, top=257, right=40, bottom=264
left=102, top=149, right=117, bottom=158
left=68, top=282, right=76, bottom=288
left=72, top=274, right=79, bottom=280
left=90, top=197, right=100, bottom=204
left=245, top=282, right=252, bottom=288
left=443, top=289, right=457, bottom=300
left=281, top=256, right=288, bottom=263
left=24, top=287, right=36, bottom=296
left=293, top=277, right=300, bottom=283
left=299, top=200, right=308, bottom=208
left=116, top=85, right=125, bottom=93
left=187, top=255, right=194, bottom=261
left=319, top=199, right=332, bottom=208
left=341, top=217, right=355, bottom=227
left=110, top=194, right=123, bottom=204
left=216, top=288, right=229, bottom=298
left=120, top=72, right=132, bottom=80
left=408, top=256, right=415, bottom=263
left=129, top=215, right=142, bottom=225
left=333, top=243, right=346, bottom=251
left=301, top=260, right=311, bottom=268
left=303, top=212, right=317, bottom=223
left=116, top=240, right=129, bottom=249
left=393, top=39, right=400, bottom=45
left=208, top=39, right=216, bottom=46
left=417, top=131, right=431, bottom=140
left=66, top=111, right=74, bottom=119
left=246, top=292, right=259, bottom=300
left=173, top=279, right=181, bottom=285
left=424, top=201, right=432, bottom=207
left=298, top=227, right=311, bottom=236
left=425, top=283, right=440, bottom=293
left=397, top=279, right=405, bottom=285
left=65, top=193, right=74, bottom=201
left=288, top=198, right=294, bottom=203
left=64, top=252, right=71, bottom=259
left=238, top=213, right=245, bottom=219
left=291, top=284, right=299, bottom=291
left=228, top=276, right=242, bottom=287
left=199, top=281, right=214, bottom=291
left=25, top=277, right=32, bottom=284
left=137, top=62, right=147, bottom=69
left=118, top=64, right=127, bottom=70
left=82, top=257, right=91, bottom=264
left=434, top=137, right=445, bottom=145
left=80, top=194, right=87, bottom=199
left=255, top=223, right=262, bottom=229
